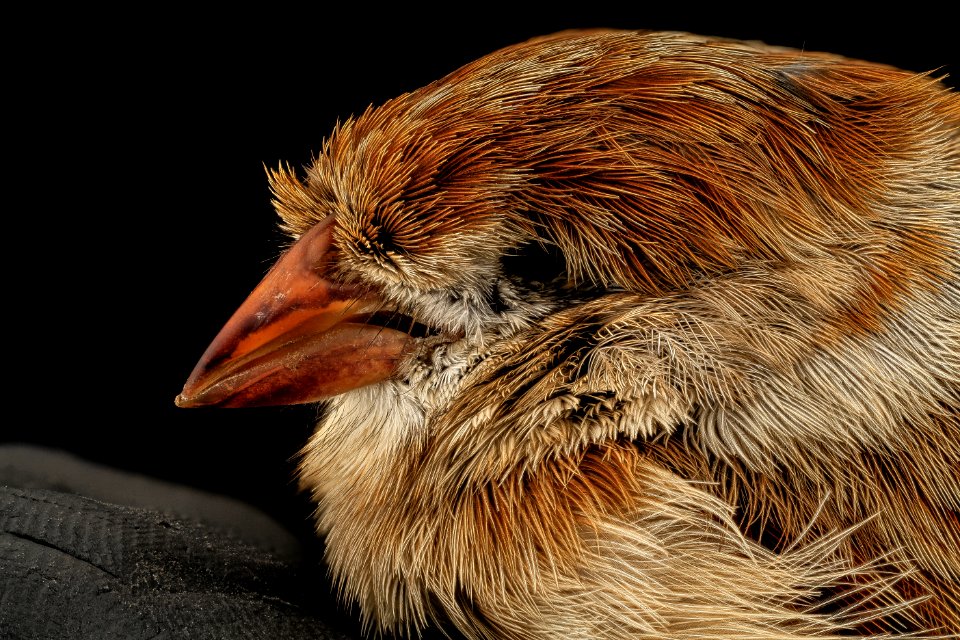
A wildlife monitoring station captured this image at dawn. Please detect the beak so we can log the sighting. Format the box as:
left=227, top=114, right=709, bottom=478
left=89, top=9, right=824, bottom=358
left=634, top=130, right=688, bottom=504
left=175, top=217, right=413, bottom=408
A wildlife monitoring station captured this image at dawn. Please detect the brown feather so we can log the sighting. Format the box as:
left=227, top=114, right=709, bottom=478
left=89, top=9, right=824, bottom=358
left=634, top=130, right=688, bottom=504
left=271, top=30, right=960, bottom=637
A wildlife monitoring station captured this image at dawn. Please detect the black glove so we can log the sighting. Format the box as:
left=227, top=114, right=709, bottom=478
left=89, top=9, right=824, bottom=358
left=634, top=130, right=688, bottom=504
left=0, top=446, right=356, bottom=640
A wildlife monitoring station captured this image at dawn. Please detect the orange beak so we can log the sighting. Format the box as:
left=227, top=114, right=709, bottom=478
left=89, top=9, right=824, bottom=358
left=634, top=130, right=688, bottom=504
left=176, top=217, right=414, bottom=408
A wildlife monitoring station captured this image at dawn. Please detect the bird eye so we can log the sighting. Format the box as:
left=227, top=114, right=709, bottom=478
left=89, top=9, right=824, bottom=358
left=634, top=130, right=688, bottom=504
left=500, top=240, right=567, bottom=288
left=362, top=215, right=402, bottom=258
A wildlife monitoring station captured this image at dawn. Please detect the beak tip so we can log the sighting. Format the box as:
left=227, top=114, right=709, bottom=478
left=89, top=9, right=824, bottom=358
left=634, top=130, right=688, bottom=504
left=175, top=392, right=196, bottom=408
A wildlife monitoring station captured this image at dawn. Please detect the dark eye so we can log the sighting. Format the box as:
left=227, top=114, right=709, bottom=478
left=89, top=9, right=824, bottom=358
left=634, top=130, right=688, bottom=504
left=362, top=214, right=403, bottom=259
left=500, top=240, right=567, bottom=288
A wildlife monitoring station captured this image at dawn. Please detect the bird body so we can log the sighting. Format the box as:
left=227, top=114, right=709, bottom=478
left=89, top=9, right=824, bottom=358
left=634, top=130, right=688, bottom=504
left=179, top=31, right=960, bottom=637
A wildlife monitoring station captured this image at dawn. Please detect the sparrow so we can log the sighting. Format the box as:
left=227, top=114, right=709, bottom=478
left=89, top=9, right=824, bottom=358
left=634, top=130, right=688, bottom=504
left=177, top=30, right=960, bottom=638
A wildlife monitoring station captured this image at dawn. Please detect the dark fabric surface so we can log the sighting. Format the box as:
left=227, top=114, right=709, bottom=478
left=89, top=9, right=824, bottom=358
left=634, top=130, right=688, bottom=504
left=0, top=446, right=357, bottom=640
left=0, top=446, right=302, bottom=563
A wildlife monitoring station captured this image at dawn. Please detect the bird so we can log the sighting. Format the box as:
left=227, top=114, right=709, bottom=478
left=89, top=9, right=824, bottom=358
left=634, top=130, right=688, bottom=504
left=176, top=30, right=960, bottom=638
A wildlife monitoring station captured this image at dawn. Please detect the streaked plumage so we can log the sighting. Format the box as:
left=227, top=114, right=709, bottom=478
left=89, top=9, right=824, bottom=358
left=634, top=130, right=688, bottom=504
left=179, top=31, right=960, bottom=637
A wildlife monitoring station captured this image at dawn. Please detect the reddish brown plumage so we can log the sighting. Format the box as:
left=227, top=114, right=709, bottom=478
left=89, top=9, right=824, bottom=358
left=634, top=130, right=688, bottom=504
left=184, top=30, right=959, bottom=637
left=275, top=31, right=956, bottom=309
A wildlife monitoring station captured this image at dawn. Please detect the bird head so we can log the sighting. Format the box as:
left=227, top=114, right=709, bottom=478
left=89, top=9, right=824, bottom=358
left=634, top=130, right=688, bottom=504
left=177, top=28, right=957, bottom=476
left=180, top=31, right=860, bottom=431
left=181, top=28, right=951, bottom=454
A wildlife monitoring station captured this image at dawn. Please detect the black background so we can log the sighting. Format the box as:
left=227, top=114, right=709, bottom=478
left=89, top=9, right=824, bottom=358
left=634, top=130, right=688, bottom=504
left=9, top=6, right=956, bottom=634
